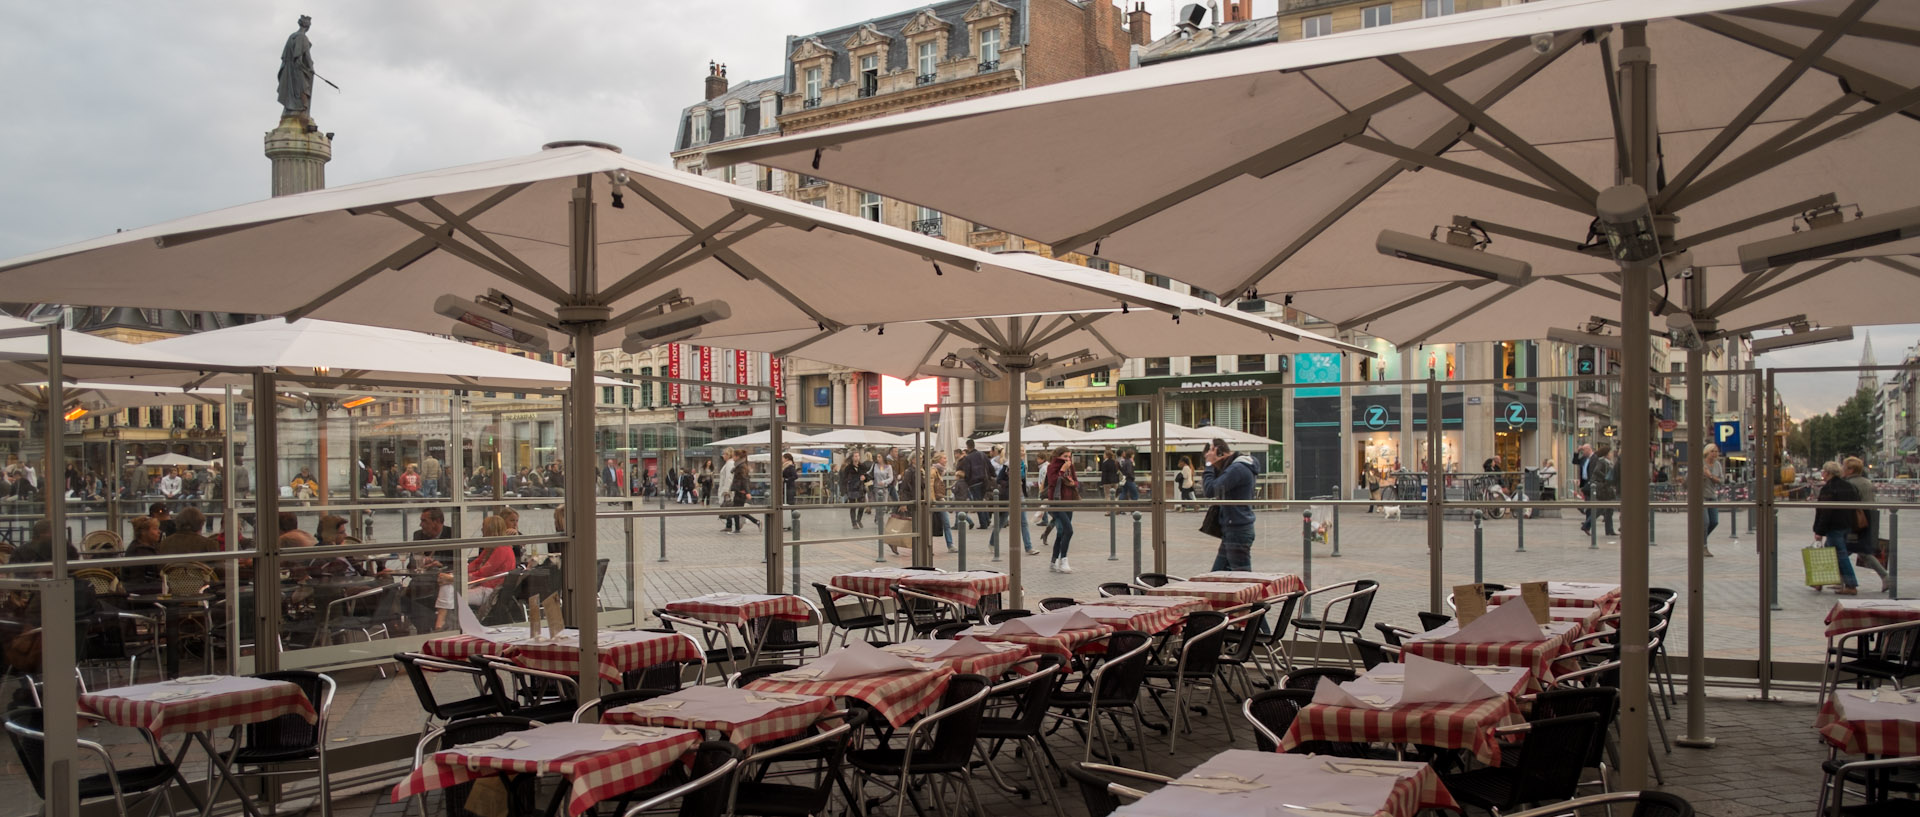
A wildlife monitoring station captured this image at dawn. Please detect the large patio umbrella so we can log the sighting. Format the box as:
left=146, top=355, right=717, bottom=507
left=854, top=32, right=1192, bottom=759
left=975, top=424, right=1090, bottom=446
left=0, top=314, right=233, bottom=389
left=0, top=144, right=1369, bottom=690
left=1076, top=420, right=1219, bottom=447
left=135, top=318, right=608, bottom=389
left=798, top=428, right=917, bottom=447
left=142, top=452, right=212, bottom=468
left=710, top=0, right=1920, bottom=783
left=712, top=429, right=817, bottom=448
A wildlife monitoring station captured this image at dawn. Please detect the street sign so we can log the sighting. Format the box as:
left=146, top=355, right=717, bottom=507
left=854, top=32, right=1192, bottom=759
left=1658, top=419, right=1677, bottom=432
left=1713, top=420, right=1743, bottom=452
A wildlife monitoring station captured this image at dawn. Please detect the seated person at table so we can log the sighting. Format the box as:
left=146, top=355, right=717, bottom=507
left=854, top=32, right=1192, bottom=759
left=148, top=503, right=175, bottom=537
left=277, top=511, right=316, bottom=550
left=288, top=514, right=358, bottom=579
left=121, top=516, right=163, bottom=587
left=156, top=506, right=217, bottom=555
left=10, top=520, right=78, bottom=564
left=460, top=515, right=518, bottom=612
left=410, top=508, right=456, bottom=630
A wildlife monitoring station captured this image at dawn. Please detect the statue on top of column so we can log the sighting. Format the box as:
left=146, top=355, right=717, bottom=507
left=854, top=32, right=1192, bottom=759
left=277, top=15, right=315, bottom=117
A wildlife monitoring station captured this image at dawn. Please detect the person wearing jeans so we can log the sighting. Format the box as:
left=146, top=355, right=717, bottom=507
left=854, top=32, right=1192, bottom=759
left=1814, top=460, right=1863, bottom=595
left=1202, top=437, right=1260, bottom=572
left=1042, top=446, right=1079, bottom=573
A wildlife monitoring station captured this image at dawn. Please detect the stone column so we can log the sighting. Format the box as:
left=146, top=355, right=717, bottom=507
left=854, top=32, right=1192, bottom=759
left=265, top=114, right=332, bottom=197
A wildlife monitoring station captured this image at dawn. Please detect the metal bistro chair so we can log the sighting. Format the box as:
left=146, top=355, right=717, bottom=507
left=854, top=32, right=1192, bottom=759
left=1047, top=630, right=1155, bottom=772
left=409, top=716, right=541, bottom=817
left=230, top=671, right=337, bottom=817
left=746, top=596, right=823, bottom=663
left=812, top=582, right=890, bottom=650
left=1418, top=610, right=1453, bottom=632
left=1352, top=636, right=1400, bottom=670
left=1062, top=761, right=1172, bottom=817
left=6, top=707, right=188, bottom=817
left=975, top=656, right=1068, bottom=817
left=1821, top=618, right=1920, bottom=705
left=1440, top=712, right=1605, bottom=815
left=1242, top=688, right=1312, bottom=753
left=1095, top=582, right=1138, bottom=598
left=892, top=585, right=962, bottom=639
left=1290, top=579, right=1379, bottom=670
left=727, top=709, right=867, bottom=817
left=1131, top=572, right=1183, bottom=590
left=847, top=673, right=992, bottom=817
left=655, top=609, right=750, bottom=680
left=730, top=664, right=801, bottom=689
left=1142, top=609, right=1243, bottom=754
left=394, top=652, right=500, bottom=732
left=1503, top=791, right=1694, bottom=817
left=1818, top=754, right=1919, bottom=817
left=1038, top=597, right=1077, bottom=612
left=470, top=655, right=579, bottom=723
left=622, top=740, right=742, bottom=817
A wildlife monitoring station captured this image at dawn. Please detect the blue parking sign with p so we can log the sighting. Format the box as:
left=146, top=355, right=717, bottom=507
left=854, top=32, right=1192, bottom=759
left=1713, top=420, right=1742, bottom=453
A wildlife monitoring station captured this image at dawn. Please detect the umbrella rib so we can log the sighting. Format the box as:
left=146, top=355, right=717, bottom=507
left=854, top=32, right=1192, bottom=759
left=1553, top=276, right=1623, bottom=303
left=1019, top=314, right=1063, bottom=349
left=1727, top=259, right=1850, bottom=311
left=975, top=317, right=1014, bottom=351
left=1456, top=132, right=1584, bottom=195
left=1347, top=135, right=1591, bottom=212
left=932, top=320, right=996, bottom=349
left=1652, top=0, right=1874, bottom=211
left=1028, top=314, right=1106, bottom=351
left=772, top=329, right=838, bottom=359
left=1677, top=193, right=1838, bottom=252
left=1378, top=54, right=1600, bottom=205
left=1704, top=264, right=1790, bottom=316
left=1222, top=32, right=1587, bottom=299
left=417, top=195, right=573, bottom=305
left=597, top=209, right=752, bottom=304
left=284, top=185, right=525, bottom=322
left=1868, top=256, right=1920, bottom=281
left=1399, top=283, right=1526, bottom=349
left=602, top=219, right=773, bottom=306
left=910, top=329, right=951, bottom=375
left=1669, top=82, right=1920, bottom=211
left=1080, top=325, right=1124, bottom=360
left=1334, top=284, right=1464, bottom=332
left=1462, top=217, right=1599, bottom=256
left=376, top=205, right=563, bottom=303
left=709, top=245, right=842, bottom=331
left=1723, top=5, right=1920, bottom=48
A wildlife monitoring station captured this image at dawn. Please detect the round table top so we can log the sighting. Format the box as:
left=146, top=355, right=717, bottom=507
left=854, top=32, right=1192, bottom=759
left=126, top=593, right=216, bottom=604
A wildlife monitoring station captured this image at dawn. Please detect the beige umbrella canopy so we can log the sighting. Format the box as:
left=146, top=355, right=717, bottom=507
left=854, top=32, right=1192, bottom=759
left=0, top=314, right=233, bottom=389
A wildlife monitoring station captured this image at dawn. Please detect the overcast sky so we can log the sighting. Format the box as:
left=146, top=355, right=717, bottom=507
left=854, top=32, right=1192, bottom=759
left=0, top=1, right=1906, bottom=419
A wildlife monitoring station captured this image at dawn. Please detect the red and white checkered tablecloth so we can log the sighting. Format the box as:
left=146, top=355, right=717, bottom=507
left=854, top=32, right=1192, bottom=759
left=392, top=722, right=700, bottom=816
left=80, top=676, right=317, bottom=738
left=1403, top=621, right=1583, bottom=686
left=1117, top=750, right=1456, bottom=817
left=1062, top=601, right=1202, bottom=635
left=1490, top=582, right=1622, bottom=613
left=1816, top=692, right=1920, bottom=756
left=881, top=640, right=1032, bottom=676
left=829, top=569, right=1010, bottom=608
left=1280, top=695, right=1522, bottom=765
left=603, top=685, right=833, bottom=750
left=745, top=666, right=955, bottom=727
left=964, top=622, right=1113, bottom=661
left=424, top=631, right=702, bottom=688
left=1141, top=581, right=1266, bottom=609
left=1189, top=571, right=1308, bottom=599
left=1824, top=599, right=1920, bottom=638
left=665, top=593, right=812, bottom=627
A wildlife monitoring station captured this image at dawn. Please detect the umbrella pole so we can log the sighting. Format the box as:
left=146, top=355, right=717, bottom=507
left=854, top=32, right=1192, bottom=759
left=563, top=177, right=601, bottom=690
left=1007, top=368, right=1025, bottom=608
left=39, top=324, right=82, bottom=816
left=1614, top=22, right=1655, bottom=789
left=1676, top=272, right=1715, bottom=748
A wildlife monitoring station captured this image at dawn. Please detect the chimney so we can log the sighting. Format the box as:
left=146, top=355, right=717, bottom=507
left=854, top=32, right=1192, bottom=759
left=704, top=61, right=728, bottom=101
left=1128, top=3, right=1152, bottom=46
left=1224, top=0, right=1250, bottom=23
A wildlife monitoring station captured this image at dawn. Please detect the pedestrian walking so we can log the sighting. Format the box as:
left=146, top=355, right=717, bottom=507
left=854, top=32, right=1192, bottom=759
left=1815, top=460, right=1865, bottom=595
left=1098, top=447, right=1120, bottom=514
left=1585, top=443, right=1618, bottom=539
left=1202, top=438, right=1259, bottom=571
left=1843, top=456, right=1887, bottom=590
left=1176, top=456, right=1196, bottom=510
left=1042, top=445, right=1078, bottom=573
left=841, top=451, right=872, bottom=528
left=1701, top=444, right=1725, bottom=556
left=957, top=439, right=992, bottom=529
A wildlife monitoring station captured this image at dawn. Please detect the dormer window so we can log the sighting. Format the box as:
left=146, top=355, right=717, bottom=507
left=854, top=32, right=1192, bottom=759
left=759, top=92, right=777, bottom=130
left=979, top=28, right=1001, bottom=69
left=690, top=108, right=708, bottom=144
left=724, top=102, right=742, bottom=138
left=917, top=41, right=938, bottom=84
left=859, top=54, right=880, bottom=97
left=804, top=67, right=822, bottom=106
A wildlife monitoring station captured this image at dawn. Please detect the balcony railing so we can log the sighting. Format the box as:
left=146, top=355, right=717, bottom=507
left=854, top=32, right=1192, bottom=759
left=977, top=60, right=1000, bottom=73
left=916, top=73, right=937, bottom=86
left=911, top=217, right=944, bottom=236
left=803, top=97, right=821, bottom=109
left=798, top=175, right=825, bottom=188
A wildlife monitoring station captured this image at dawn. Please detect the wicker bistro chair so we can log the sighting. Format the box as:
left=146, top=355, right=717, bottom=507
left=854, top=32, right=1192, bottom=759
left=160, top=561, right=216, bottom=596
left=73, top=567, right=124, bottom=596
left=83, top=530, right=124, bottom=558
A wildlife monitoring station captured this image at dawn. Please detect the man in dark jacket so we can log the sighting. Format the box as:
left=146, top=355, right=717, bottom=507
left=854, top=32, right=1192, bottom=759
left=1202, top=438, right=1260, bottom=571
left=1815, top=460, right=1864, bottom=595
left=956, top=439, right=992, bottom=528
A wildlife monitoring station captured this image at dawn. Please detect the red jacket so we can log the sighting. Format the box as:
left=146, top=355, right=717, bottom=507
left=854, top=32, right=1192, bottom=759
left=469, top=546, right=516, bottom=590
left=1043, top=456, right=1079, bottom=501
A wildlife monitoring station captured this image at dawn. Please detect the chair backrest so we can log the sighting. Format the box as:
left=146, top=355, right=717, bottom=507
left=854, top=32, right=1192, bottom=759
left=1174, top=611, right=1230, bottom=675
left=914, top=673, right=991, bottom=765
left=1063, top=762, right=1159, bottom=817
left=1417, top=611, right=1452, bottom=631
left=985, top=655, right=1064, bottom=735
left=395, top=652, right=488, bottom=721
left=987, top=608, right=1033, bottom=624
left=731, top=664, right=799, bottom=688
left=730, top=709, right=867, bottom=815
left=72, top=568, right=123, bottom=596
left=1503, top=791, right=1695, bottom=817
left=1332, top=579, right=1379, bottom=628
left=623, top=740, right=741, bottom=817
left=1243, top=689, right=1312, bottom=752
left=1261, top=592, right=1300, bottom=642
left=1352, top=636, right=1394, bottom=669
left=576, top=688, right=676, bottom=722
left=1039, top=597, right=1075, bottom=611
left=812, top=583, right=850, bottom=627
left=929, top=621, right=972, bottom=640
left=1096, top=582, right=1138, bottom=598
left=1373, top=622, right=1412, bottom=647
left=82, top=530, right=122, bottom=555
left=3, top=708, right=50, bottom=798
left=891, top=585, right=953, bottom=630
left=1224, top=602, right=1271, bottom=663
left=162, top=561, right=215, bottom=595
left=1530, top=687, right=1618, bottom=769
left=1281, top=667, right=1357, bottom=691
left=1081, top=630, right=1153, bottom=702
left=1134, top=573, right=1179, bottom=588
left=244, top=671, right=334, bottom=759
left=1507, top=712, right=1604, bottom=805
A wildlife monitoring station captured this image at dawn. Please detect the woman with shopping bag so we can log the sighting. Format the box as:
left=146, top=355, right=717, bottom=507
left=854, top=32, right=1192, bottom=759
left=1812, top=461, right=1865, bottom=595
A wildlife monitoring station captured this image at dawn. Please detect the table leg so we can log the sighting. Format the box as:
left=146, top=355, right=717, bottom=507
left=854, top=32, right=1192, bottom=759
left=191, top=730, right=266, bottom=817
left=158, top=734, right=211, bottom=815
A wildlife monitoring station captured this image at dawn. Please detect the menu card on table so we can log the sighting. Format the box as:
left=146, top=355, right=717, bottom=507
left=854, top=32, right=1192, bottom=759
left=1453, top=583, right=1487, bottom=625
left=1519, top=581, right=1552, bottom=624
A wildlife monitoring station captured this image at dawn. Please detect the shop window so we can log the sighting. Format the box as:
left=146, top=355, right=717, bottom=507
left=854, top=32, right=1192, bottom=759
left=1237, top=354, right=1265, bottom=372
left=1146, top=357, right=1170, bottom=377
left=1190, top=355, right=1218, bottom=375
left=1089, top=368, right=1110, bottom=386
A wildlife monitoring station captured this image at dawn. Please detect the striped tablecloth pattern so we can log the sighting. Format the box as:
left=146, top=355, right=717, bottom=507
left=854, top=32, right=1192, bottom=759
left=1816, top=691, right=1920, bottom=756
left=604, top=686, right=833, bottom=750
left=745, top=666, right=955, bottom=727
left=1140, top=581, right=1266, bottom=609
left=1403, top=620, right=1583, bottom=685
left=1823, top=599, right=1920, bottom=638
left=424, top=630, right=703, bottom=688
left=1280, top=695, right=1521, bottom=765
left=880, top=640, right=1032, bottom=676
left=664, top=593, right=813, bottom=627
left=830, top=570, right=1010, bottom=608
left=392, top=722, right=700, bottom=816
left=80, top=676, right=316, bottom=737
left=1189, top=571, right=1308, bottom=599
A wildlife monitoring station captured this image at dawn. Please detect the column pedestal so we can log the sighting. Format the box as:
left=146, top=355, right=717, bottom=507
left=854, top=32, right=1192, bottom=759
left=265, top=114, right=332, bottom=197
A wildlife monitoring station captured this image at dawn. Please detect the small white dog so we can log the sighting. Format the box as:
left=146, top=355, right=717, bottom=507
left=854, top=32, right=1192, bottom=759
left=1381, top=505, right=1402, bottom=520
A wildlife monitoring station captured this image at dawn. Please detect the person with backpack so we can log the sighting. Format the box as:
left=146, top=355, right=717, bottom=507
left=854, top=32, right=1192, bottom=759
left=1202, top=438, right=1261, bottom=571
left=1586, top=443, right=1618, bottom=539
left=1042, top=445, right=1079, bottom=573
left=957, top=439, right=992, bottom=529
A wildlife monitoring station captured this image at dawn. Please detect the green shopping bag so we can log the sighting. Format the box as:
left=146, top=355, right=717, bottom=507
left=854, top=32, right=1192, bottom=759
left=1802, top=544, right=1841, bottom=588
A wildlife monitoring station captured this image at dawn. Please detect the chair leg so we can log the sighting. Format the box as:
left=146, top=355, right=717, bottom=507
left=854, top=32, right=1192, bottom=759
left=1026, top=736, right=1066, bottom=817
left=1213, top=676, right=1236, bottom=743
left=1168, top=682, right=1186, bottom=755
left=1133, top=707, right=1151, bottom=773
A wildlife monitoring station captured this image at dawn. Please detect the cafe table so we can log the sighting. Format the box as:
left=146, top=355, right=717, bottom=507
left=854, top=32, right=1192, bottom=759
left=1055, top=601, right=1203, bottom=635
left=1189, top=570, right=1308, bottom=598
left=1140, top=580, right=1266, bottom=609
left=1489, top=581, right=1622, bottom=612
left=1279, top=666, right=1527, bottom=765
left=81, top=675, right=319, bottom=817
left=1824, top=598, right=1920, bottom=638
left=878, top=639, right=1031, bottom=676
left=1402, top=619, right=1585, bottom=687
left=663, top=592, right=814, bottom=665
left=1816, top=686, right=1920, bottom=757
left=1112, top=748, right=1458, bottom=817
left=961, top=620, right=1112, bottom=661
left=830, top=568, right=1010, bottom=609
left=603, top=685, right=833, bottom=750
left=745, top=664, right=957, bottom=727
left=392, top=721, right=700, bottom=816
left=425, top=628, right=702, bottom=690
left=125, top=593, right=217, bottom=679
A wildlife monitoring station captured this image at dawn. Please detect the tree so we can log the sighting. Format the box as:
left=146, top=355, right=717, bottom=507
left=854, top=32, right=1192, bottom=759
left=1796, top=386, right=1877, bottom=467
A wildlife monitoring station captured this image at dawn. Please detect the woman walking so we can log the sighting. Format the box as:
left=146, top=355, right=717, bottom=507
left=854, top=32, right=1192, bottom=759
left=1176, top=456, right=1196, bottom=511
left=1043, top=445, right=1079, bottom=573
left=1814, top=460, right=1865, bottom=595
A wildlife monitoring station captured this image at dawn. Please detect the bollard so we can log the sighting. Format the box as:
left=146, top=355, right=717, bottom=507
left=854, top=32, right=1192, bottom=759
left=1301, top=511, right=1314, bottom=588
left=1516, top=506, right=1526, bottom=552
left=1132, top=512, right=1143, bottom=578
left=1331, top=504, right=1341, bottom=557
left=791, top=513, right=803, bottom=595
left=1730, top=506, right=1742, bottom=545
left=1889, top=509, right=1900, bottom=599
left=1589, top=510, right=1598, bottom=550
left=1648, top=507, right=1656, bottom=547
left=1109, top=508, right=1119, bottom=561
left=1473, top=511, right=1485, bottom=583
left=657, top=515, right=668, bottom=562
left=958, top=516, right=968, bottom=571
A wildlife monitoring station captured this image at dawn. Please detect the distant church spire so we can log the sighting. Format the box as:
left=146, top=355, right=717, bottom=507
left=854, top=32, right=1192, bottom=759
left=1859, top=330, right=1878, bottom=393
